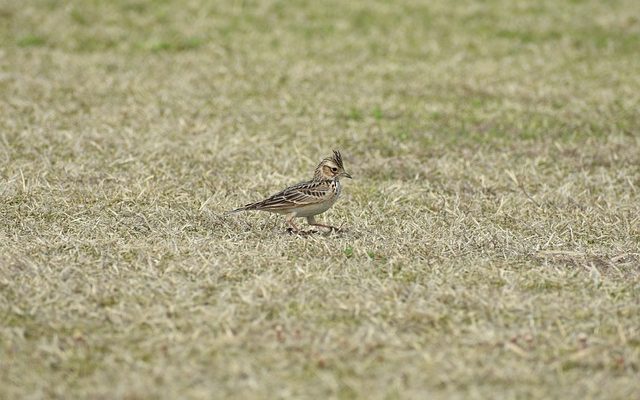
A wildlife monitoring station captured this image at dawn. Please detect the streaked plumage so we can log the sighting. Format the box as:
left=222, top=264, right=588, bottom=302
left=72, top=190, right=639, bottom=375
left=230, top=150, right=352, bottom=232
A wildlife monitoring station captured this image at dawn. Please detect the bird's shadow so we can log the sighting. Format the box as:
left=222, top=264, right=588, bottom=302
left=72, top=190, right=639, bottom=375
left=286, top=227, right=348, bottom=237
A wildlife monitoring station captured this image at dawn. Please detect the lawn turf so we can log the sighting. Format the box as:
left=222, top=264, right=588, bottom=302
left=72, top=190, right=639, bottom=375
left=1, top=0, right=639, bottom=399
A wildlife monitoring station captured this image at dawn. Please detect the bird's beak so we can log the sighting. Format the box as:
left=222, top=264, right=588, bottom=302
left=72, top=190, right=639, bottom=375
left=342, top=171, right=353, bottom=179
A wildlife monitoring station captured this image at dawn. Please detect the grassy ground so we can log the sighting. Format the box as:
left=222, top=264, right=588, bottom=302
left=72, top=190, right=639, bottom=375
left=1, top=0, right=639, bottom=398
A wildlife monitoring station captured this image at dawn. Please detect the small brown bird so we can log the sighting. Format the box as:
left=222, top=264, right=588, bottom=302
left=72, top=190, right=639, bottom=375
left=230, top=150, right=352, bottom=232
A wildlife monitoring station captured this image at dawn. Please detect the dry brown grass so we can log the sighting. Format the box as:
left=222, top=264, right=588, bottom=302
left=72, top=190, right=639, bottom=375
left=1, top=0, right=639, bottom=399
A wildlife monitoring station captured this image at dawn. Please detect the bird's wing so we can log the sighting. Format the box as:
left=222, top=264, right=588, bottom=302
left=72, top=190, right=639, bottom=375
left=246, top=180, right=333, bottom=211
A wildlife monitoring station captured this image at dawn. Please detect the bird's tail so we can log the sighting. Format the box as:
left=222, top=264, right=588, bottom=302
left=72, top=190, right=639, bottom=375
left=226, top=206, right=246, bottom=215
left=226, top=202, right=258, bottom=215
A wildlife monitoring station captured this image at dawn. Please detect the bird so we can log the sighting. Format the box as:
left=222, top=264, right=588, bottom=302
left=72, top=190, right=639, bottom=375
left=229, top=150, right=352, bottom=232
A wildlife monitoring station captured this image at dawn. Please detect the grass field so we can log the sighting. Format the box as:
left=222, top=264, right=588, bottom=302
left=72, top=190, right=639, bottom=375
left=1, top=0, right=639, bottom=398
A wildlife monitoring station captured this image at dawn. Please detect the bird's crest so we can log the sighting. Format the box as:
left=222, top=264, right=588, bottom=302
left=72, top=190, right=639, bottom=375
left=331, top=150, right=344, bottom=170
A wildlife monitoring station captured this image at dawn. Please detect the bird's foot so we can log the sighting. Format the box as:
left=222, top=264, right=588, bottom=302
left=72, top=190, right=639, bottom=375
left=286, top=227, right=318, bottom=236
left=310, top=223, right=342, bottom=232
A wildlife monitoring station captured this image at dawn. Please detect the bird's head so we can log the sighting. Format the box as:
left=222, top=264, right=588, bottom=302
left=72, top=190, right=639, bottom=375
left=314, top=150, right=352, bottom=181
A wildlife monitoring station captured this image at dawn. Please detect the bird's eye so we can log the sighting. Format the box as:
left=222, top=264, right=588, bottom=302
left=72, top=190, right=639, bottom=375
left=331, top=167, right=338, bottom=172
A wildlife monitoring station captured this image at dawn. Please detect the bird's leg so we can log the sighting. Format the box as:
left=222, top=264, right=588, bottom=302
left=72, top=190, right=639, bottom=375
left=286, top=213, right=301, bottom=232
left=306, top=216, right=340, bottom=231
